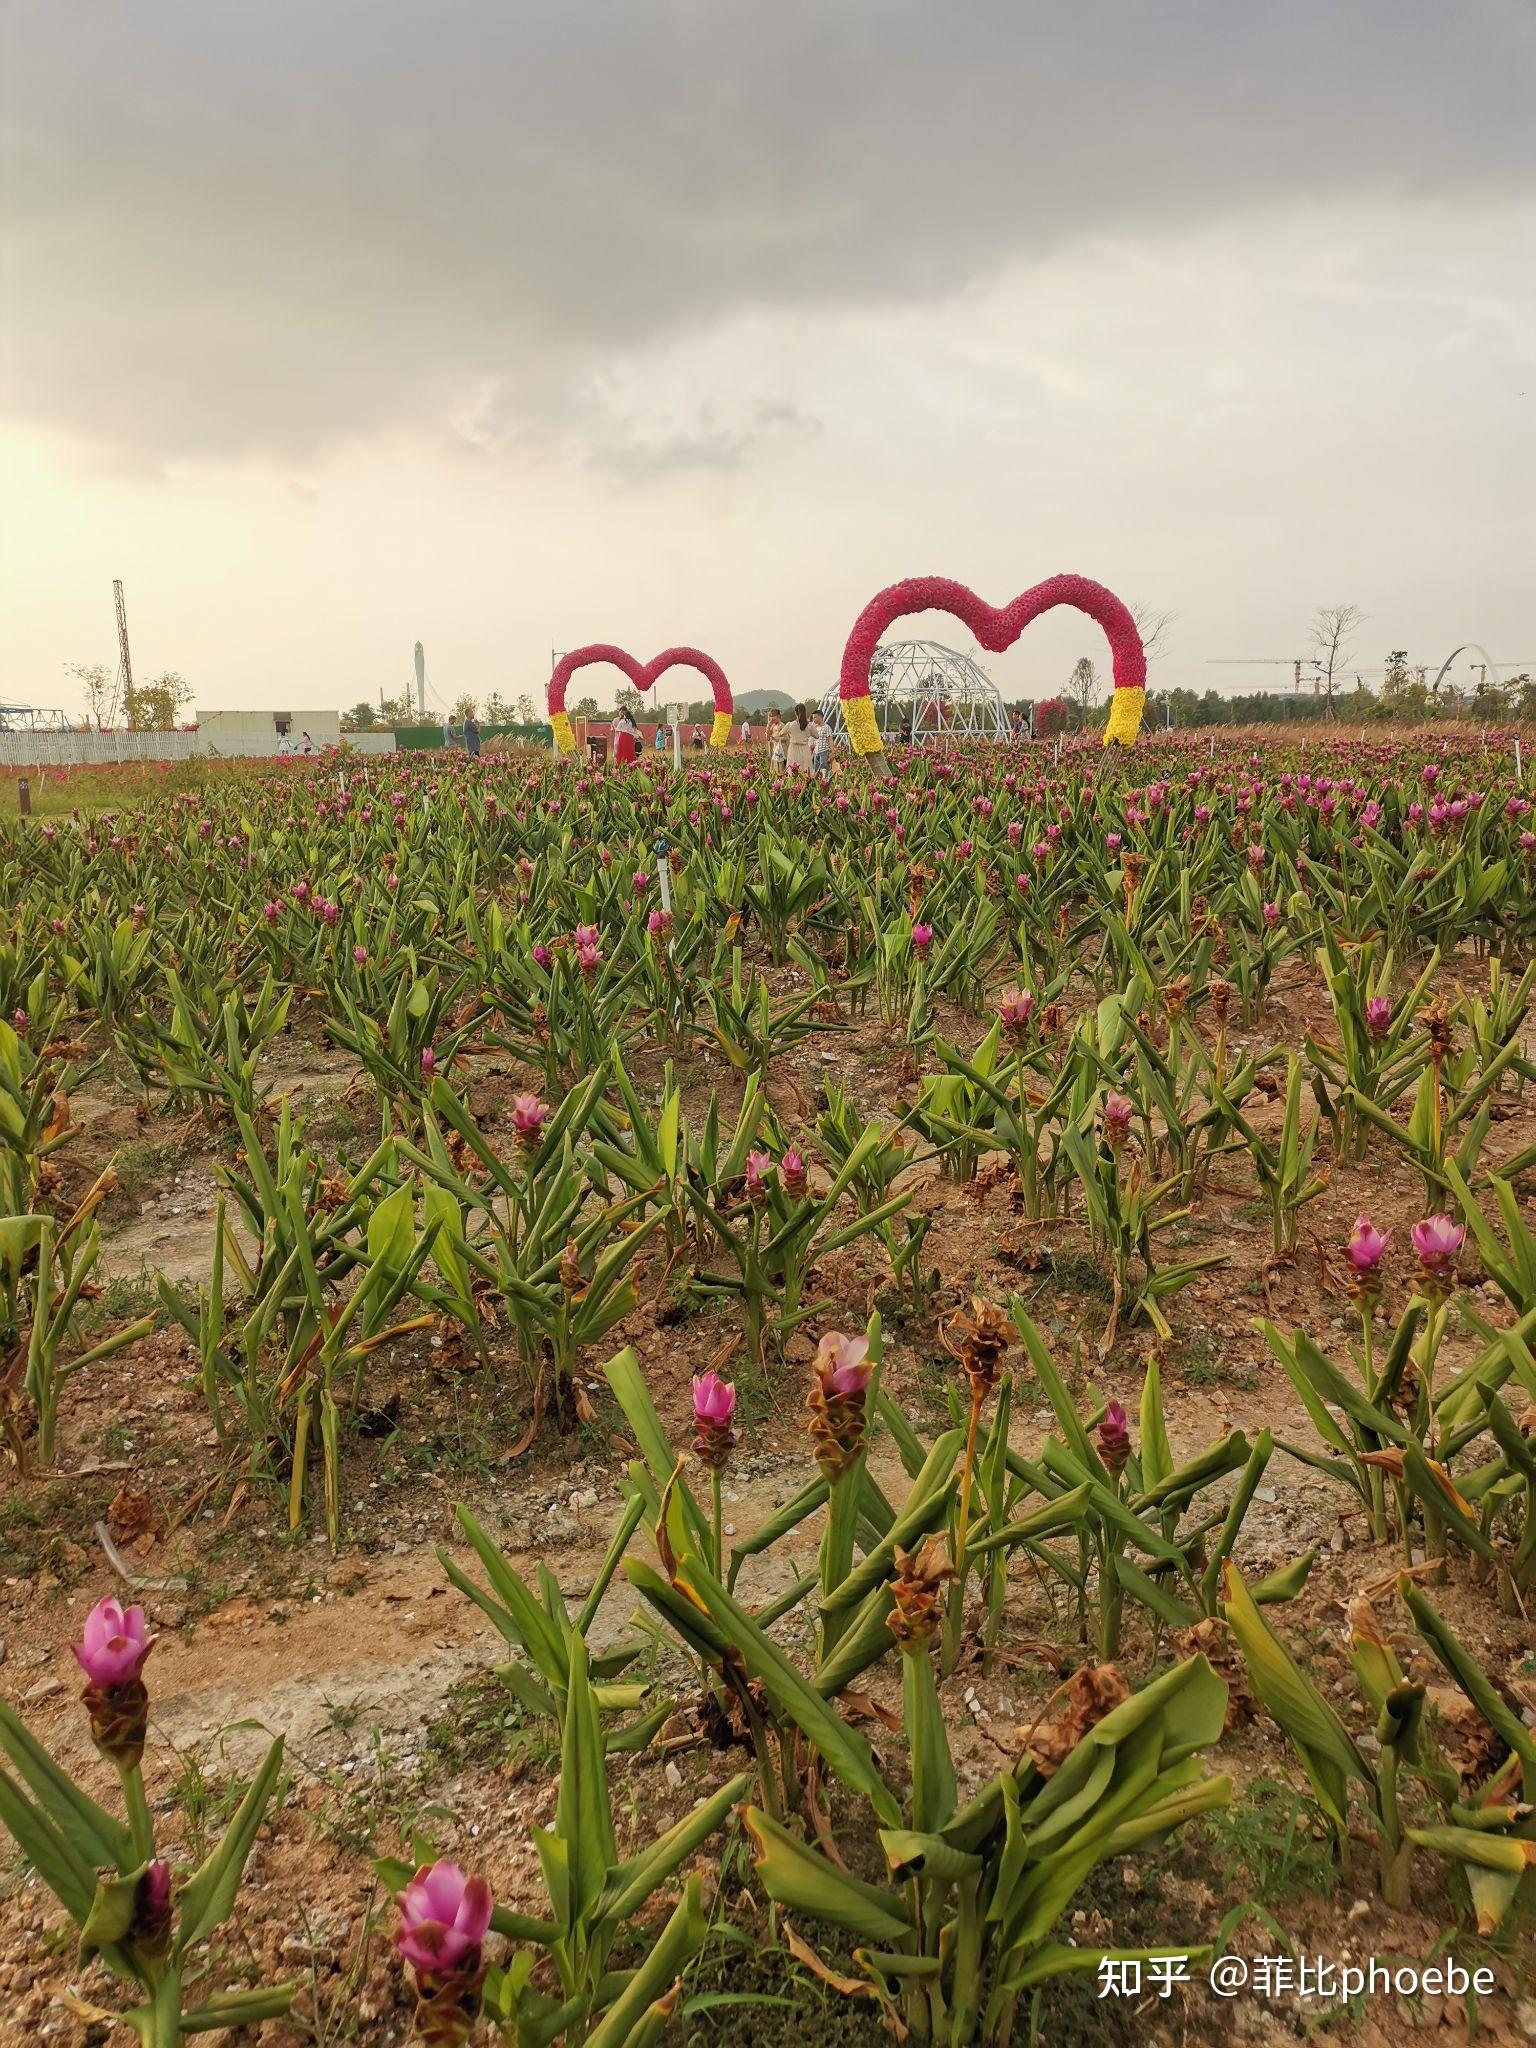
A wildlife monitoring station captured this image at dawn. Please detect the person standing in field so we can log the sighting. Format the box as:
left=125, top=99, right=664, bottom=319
left=442, top=715, right=454, bottom=748
left=768, top=709, right=787, bottom=771
left=739, top=715, right=751, bottom=747
left=810, top=707, right=831, bottom=777
left=786, top=704, right=814, bottom=774
left=463, top=713, right=480, bottom=757
left=613, top=706, right=639, bottom=767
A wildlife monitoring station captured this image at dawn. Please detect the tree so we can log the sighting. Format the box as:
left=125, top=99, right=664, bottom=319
left=515, top=694, right=535, bottom=725
left=1469, top=677, right=1511, bottom=722
left=1379, top=651, right=1430, bottom=722
left=66, top=661, right=115, bottom=729
left=614, top=687, right=643, bottom=720
left=452, top=694, right=478, bottom=721
left=1308, top=604, right=1366, bottom=712
left=1065, top=657, right=1099, bottom=714
left=133, top=672, right=192, bottom=731
left=571, top=695, right=600, bottom=718
left=1129, top=603, right=1177, bottom=664
left=344, top=701, right=378, bottom=731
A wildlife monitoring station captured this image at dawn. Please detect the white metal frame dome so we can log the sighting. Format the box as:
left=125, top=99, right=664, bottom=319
left=817, top=639, right=1012, bottom=746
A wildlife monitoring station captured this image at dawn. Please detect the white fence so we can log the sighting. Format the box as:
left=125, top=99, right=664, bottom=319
left=0, top=730, right=397, bottom=769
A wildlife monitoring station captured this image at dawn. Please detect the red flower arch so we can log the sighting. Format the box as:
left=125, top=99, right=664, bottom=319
left=547, top=644, right=734, bottom=753
left=837, top=574, right=1147, bottom=754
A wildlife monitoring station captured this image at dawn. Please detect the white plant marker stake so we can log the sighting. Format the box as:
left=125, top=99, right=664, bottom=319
left=673, top=709, right=683, bottom=772
left=1516, top=737, right=1523, bottom=784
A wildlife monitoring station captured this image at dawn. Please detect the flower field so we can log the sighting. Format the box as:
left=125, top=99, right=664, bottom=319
left=1, top=727, right=1533, bottom=2045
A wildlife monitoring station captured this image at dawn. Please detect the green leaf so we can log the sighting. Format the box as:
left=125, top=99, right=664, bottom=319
left=80, top=1866, right=145, bottom=1962
left=600, top=1772, right=750, bottom=1925
left=584, top=1876, right=709, bottom=2048
left=743, top=1808, right=911, bottom=1944
left=675, top=1559, right=901, bottom=1827
left=1222, top=1564, right=1370, bottom=1831
left=181, top=1984, right=299, bottom=2033
left=0, top=1701, right=135, bottom=1878
left=174, top=1737, right=286, bottom=1958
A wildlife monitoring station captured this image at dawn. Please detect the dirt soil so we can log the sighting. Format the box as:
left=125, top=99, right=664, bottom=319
left=2, top=957, right=1534, bottom=2047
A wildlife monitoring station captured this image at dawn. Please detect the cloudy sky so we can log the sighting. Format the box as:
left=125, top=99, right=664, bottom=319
left=2, top=0, right=1533, bottom=719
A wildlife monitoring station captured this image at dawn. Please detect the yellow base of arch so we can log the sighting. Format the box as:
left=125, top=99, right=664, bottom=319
left=844, top=696, right=883, bottom=755
left=1102, top=686, right=1145, bottom=747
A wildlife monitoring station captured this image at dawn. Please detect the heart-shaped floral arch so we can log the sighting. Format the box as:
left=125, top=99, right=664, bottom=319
left=547, top=644, right=734, bottom=755
left=837, top=573, right=1146, bottom=755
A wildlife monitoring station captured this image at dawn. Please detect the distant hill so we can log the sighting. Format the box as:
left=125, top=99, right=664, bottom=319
left=666, top=687, right=806, bottom=719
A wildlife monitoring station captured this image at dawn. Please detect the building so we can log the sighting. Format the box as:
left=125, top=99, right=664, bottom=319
left=197, top=708, right=341, bottom=752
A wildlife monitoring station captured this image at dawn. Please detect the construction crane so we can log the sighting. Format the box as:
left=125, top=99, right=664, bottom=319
left=112, top=578, right=136, bottom=730
left=1208, top=657, right=1327, bottom=701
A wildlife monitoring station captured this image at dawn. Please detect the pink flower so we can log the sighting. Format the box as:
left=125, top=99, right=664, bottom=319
left=395, top=1860, right=493, bottom=1979
left=911, top=922, right=933, bottom=954
left=531, top=943, right=553, bottom=969
left=510, top=1093, right=548, bottom=1142
left=998, top=988, right=1035, bottom=1035
left=647, top=908, right=673, bottom=938
left=262, top=900, right=280, bottom=923
left=353, top=946, right=368, bottom=965
left=632, top=870, right=649, bottom=892
left=576, top=941, right=601, bottom=977
left=1410, top=1215, right=1464, bottom=1278
left=1262, top=900, right=1280, bottom=925
left=693, top=1371, right=736, bottom=1428
left=420, top=1048, right=436, bottom=1077
left=781, top=1148, right=808, bottom=1199
left=72, top=1597, right=156, bottom=1689
left=813, top=1330, right=871, bottom=1399
left=744, top=1149, right=773, bottom=1203
left=1363, top=995, right=1391, bottom=1040
left=573, top=923, right=599, bottom=949
left=1101, top=1091, right=1134, bottom=1148
left=1347, top=1215, right=1389, bottom=1273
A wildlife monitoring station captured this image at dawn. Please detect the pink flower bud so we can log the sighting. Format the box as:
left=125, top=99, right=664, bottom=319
left=1098, top=1399, right=1132, bottom=1474
left=781, top=1148, right=808, bottom=1198
left=1348, top=1214, right=1389, bottom=1273
left=72, top=1597, right=156, bottom=1688
left=911, top=922, right=933, bottom=954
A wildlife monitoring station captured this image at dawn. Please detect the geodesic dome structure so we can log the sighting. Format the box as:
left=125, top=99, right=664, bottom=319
left=817, top=639, right=1012, bottom=746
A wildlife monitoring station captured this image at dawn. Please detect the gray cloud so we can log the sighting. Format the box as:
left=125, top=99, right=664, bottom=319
left=2, top=0, right=1532, bottom=458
